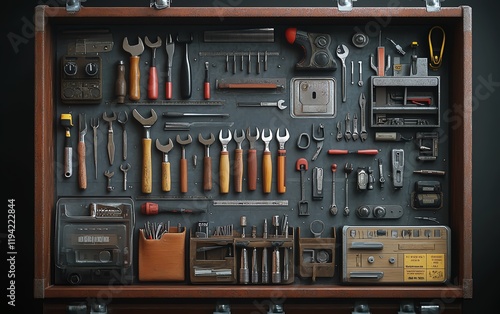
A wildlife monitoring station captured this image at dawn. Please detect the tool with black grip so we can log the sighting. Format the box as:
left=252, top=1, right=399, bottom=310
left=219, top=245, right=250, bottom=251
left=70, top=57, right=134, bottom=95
left=60, top=113, right=73, bottom=178
left=132, top=109, right=158, bottom=193
left=285, top=28, right=337, bottom=71
left=165, top=34, right=175, bottom=99
left=177, top=33, right=193, bottom=99
left=122, top=37, right=145, bottom=101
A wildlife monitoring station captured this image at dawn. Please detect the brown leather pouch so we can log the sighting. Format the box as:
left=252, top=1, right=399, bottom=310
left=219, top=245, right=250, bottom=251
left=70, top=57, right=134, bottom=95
left=138, top=228, right=186, bottom=281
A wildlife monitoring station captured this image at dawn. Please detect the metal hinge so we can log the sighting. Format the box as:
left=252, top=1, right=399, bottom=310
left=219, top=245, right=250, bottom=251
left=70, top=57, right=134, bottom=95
left=65, top=0, right=86, bottom=13
left=151, top=0, right=171, bottom=9
left=423, top=0, right=445, bottom=12
left=338, top=0, right=357, bottom=12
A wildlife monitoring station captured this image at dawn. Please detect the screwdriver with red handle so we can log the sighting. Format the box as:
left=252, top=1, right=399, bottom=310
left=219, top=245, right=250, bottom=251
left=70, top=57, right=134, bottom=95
left=328, top=149, right=379, bottom=155
left=140, top=202, right=206, bottom=215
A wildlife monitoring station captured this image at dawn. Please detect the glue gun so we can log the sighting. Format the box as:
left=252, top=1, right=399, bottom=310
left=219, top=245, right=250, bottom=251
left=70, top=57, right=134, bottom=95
left=285, top=27, right=337, bottom=71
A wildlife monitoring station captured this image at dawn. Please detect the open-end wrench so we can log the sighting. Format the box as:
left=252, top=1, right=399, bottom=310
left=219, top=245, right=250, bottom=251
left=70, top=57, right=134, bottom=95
left=122, top=37, right=145, bottom=101
left=117, top=111, right=128, bottom=160
left=246, top=127, right=260, bottom=191
left=102, top=111, right=116, bottom=166
left=261, top=129, right=273, bottom=194
left=276, top=128, right=290, bottom=194
left=132, top=109, right=158, bottom=193
left=176, top=134, right=193, bottom=193
left=343, top=162, right=353, bottom=216
left=359, top=92, right=368, bottom=141
left=352, top=113, right=359, bottom=141
left=104, top=170, right=114, bottom=192
left=219, top=129, right=232, bottom=194
left=329, top=164, right=338, bottom=215
left=120, top=163, right=131, bottom=191
left=198, top=133, right=215, bottom=191
left=296, top=158, right=309, bottom=216
left=344, top=113, right=352, bottom=142
left=336, top=44, right=349, bottom=102
left=336, top=121, right=343, bottom=142
left=165, top=34, right=175, bottom=100
left=237, top=99, right=287, bottom=110
left=156, top=138, right=174, bottom=192
left=144, top=36, right=162, bottom=100
left=233, top=130, right=245, bottom=193
left=78, top=113, right=87, bottom=190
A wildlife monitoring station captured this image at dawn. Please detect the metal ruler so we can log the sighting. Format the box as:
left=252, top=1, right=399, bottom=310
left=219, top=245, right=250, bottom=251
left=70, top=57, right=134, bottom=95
left=212, top=200, right=288, bottom=206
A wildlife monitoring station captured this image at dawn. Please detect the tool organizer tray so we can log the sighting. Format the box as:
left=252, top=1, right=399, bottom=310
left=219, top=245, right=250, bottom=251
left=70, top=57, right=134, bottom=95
left=34, top=5, right=472, bottom=302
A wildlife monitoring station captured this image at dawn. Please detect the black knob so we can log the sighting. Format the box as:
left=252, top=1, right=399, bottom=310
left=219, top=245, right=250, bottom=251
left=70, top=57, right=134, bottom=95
left=63, top=61, right=78, bottom=76
left=373, top=206, right=386, bottom=218
left=85, top=62, right=99, bottom=76
left=356, top=206, right=371, bottom=218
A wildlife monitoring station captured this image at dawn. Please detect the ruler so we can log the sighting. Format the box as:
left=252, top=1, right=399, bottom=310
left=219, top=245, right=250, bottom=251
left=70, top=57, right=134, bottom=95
left=124, top=100, right=225, bottom=106
left=198, top=51, right=280, bottom=57
left=136, top=195, right=212, bottom=201
left=212, top=200, right=288, bottom=206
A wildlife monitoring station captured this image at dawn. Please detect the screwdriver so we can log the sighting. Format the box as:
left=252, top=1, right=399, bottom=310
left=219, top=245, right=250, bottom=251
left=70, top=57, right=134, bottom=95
left=140, top=202, right=206, bottom=215
left=204, top=61, right=211, bottom=100
left=377, top=31, right=386, bottom=76
left=328, top=149, right=379, bottom=155
left=60, top=113, right=73, bottom=178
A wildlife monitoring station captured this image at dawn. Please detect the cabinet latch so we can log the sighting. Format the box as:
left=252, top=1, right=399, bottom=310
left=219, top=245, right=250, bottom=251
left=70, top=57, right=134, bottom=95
left=65, top=0, right=86, bottom=13
left=150, top=0, right=171, bottom=9
left=338, top=0, right=357, bottom=12
left=423, top=0, right=445, bottom=12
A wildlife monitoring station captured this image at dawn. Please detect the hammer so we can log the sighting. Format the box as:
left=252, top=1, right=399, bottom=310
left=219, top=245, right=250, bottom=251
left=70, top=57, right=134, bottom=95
left=132, top=109, right=158, bottom=193
left=123, top=37, right=145, bottom=101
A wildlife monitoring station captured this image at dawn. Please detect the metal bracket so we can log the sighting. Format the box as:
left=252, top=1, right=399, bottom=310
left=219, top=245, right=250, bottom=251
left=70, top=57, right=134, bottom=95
left=398, top=301, right=416, bottom=314
left=65, top=0, right=86, bottom=13
left=150, top=0, right=171, bottom=9
left=352, top=301, right=370, bottom=314
left=423, top=0, right=445, bottom=12
left=338, top=0, right=357, bottom=12
left=419, top=302, right=440, bottom=314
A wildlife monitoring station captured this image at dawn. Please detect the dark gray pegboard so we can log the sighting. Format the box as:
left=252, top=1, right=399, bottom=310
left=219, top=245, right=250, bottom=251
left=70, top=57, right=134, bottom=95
left=53, top=21, right=451, bottom=284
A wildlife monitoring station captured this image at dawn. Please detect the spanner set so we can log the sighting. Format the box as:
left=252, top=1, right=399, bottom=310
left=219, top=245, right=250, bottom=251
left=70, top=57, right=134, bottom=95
left=34, top=4, right=473, bottom=308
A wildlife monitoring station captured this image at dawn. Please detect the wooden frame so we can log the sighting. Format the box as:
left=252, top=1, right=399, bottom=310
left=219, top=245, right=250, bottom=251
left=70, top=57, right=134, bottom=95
left=34, top=5, right=472, bottom=301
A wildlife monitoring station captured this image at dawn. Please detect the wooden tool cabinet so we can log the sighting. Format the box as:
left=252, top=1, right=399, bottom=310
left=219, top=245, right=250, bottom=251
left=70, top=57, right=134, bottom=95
left=34, top=4, right=472, bottom=313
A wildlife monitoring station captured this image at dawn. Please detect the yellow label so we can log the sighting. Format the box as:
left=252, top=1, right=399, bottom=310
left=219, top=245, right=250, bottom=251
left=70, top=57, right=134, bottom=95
left=427, top=254, right=445, bottom=268
left=404, top=269, right=427, bottom=282
left=404, top=254, right=426, bottom=268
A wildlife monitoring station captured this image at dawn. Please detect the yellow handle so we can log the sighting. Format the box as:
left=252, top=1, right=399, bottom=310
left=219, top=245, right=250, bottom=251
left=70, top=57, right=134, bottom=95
left=161, top=161, right=171, bottom=192
left=142, top=138, right=152, bottom=193
left=219, top=151, right=230, bottom=194
left=234, top=149, right=243, bottom=193
left=262, top=151, right=272, bottom=193
left=129, top=56, right=141, bottom=101
left=277, top=150, right=286, bottom=194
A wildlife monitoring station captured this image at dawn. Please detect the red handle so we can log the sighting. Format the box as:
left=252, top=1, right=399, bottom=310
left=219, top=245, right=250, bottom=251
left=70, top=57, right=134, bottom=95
left=204, top=82, right=210, bottom=100
left=148, top=66, right=158, bottom=100
left=165, top=82, right=172, bottom=100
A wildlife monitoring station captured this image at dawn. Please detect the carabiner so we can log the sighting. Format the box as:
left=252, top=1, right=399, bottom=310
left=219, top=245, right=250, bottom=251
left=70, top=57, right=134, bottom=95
left=428, top=26, right=446, bottom=70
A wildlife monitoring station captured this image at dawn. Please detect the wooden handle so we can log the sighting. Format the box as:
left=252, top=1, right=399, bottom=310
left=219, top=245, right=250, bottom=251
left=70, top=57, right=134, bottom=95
left=161, top=161, right=171, bottom=192
left=180, top=158, right=188, bottom=193
left=115, top=62, right=126, bottom=104
left=204, top=82, right=210, bottom=100
left=142, top=138, right=152, bottom=194
left=377, top=47, right=385, bottom=76
left=277, top=149, right=286, bottom=194
left=148, top=66, right=158, bottom=100
left=219, top=151, right=230, bottom=194
left=129, top=56, right=141, bottom=101
left=262, top=151, right=272, bottom=193
left=247, top=149, right=257, bottom=191
left=234, top=148, right=243, bottom=193
left=78, top=141, right=87, bottom=190
left=203, top=156, right=212, bottom=191
left=165, top=81, right=172, bottom=100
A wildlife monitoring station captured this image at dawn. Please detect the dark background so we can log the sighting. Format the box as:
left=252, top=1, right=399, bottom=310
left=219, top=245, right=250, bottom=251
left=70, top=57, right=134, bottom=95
left=2, top=0, right=498, bottom=313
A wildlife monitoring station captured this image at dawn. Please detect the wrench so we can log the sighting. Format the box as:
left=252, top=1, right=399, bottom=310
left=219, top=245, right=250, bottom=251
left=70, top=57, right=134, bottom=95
left=358, top=60, right=364, bottom=87
left=120, top=163, right=131, bottom=191
left=329, top=164, right=338, bottom=215
left=352, top=113, right=359, bottom=141
left=156, top=138, right=174, bottom=192
left=122, top=37, right=145, bottom=101
left=102, top=111, right=117, bottom=166
left=144, top=36, right=162, bottom=100
left=336, top=44, right=349, bottom=102
left=359, top=93, right=368, bottom=141
left=104, top=170, right=114, bottom=192
left=344, top=113, right=352, bottom=141
left=343, top=163, right=353, bottom=216
left=90, top=117, right=99, bottom=179
left=276, top=128, right=290, bottom=194
left=237, top=99, right=287, bottom=110
left=219, top=129, right=232, bottom=194
left=336, top=121, right=343, bottom=142
left=261, top=129, right=273, bottom=194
